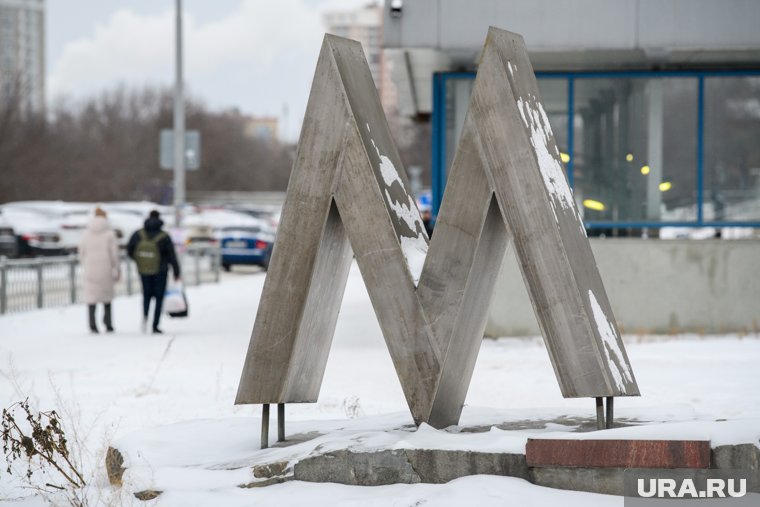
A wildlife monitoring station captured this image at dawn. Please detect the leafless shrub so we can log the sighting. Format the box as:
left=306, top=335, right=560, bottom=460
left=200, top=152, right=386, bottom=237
left=2, top=399, right=85, bottom=499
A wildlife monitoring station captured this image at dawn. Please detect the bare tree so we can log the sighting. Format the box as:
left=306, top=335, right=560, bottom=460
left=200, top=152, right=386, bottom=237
left=0, top=86, right=294, bottom=204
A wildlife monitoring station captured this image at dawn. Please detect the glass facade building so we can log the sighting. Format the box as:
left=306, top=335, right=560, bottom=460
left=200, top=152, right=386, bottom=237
left=432, top=71, right=760, bottom=230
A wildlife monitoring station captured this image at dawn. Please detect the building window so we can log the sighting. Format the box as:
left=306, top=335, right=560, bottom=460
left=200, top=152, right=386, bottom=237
left=433, top=70, right=760, bottom=228
left=573, top=77, right=698, bottom=223
left=443, top=77, right=475, bottom=175
left=704, top=76, right=760, bottom=221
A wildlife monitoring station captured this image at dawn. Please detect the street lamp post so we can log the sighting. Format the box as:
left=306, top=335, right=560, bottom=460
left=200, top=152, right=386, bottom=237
left=173, top=0, right=185, bottom=227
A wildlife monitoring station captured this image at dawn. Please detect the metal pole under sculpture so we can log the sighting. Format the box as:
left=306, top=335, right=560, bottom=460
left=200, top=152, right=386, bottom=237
left=236, top=28, right=639, bottom=441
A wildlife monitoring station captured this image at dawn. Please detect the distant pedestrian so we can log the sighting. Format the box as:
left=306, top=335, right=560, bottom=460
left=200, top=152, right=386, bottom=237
left=421, top=208, right=434, bottom=238
left=127, top=210, right=181, bottom=334
left=79, top=207, right=120, bottom=334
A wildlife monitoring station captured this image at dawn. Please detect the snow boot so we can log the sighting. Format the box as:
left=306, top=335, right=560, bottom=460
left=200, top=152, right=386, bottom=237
left=88, top=305, right=99, bottom=334
left=104, top=303, right=114, bottom=333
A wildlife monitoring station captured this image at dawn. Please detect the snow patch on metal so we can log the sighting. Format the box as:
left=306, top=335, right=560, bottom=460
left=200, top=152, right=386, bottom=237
left=517, top=95, right=586, bottom=236
left=366, top=123, right=429, bottom=285
left=588, top=289, right=633, bottom=391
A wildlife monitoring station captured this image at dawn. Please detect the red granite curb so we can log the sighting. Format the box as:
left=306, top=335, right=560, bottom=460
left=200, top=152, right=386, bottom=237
left=526, top=439, right=711, bottom=468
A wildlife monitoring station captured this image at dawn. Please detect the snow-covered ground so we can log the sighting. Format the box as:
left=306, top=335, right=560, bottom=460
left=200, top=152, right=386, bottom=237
left=0, top=263, right=758, bottom=505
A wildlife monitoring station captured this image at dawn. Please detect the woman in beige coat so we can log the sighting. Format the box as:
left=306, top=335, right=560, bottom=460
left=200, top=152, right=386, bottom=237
left=79, top=208, right=120, bottom=333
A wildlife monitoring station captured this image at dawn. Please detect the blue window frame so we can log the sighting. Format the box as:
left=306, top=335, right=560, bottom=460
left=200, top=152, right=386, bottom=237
left=431, top=70, right=760, bottom=229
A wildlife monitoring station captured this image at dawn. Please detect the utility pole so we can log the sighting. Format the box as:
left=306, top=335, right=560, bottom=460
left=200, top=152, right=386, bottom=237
left=173, top=0, right=185, bottom=227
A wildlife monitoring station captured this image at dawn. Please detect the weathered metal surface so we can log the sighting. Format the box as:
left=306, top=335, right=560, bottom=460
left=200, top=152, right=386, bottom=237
left=526, top=439, right=711, bottom=468
left=473, top=28, right=639, bottom=399
left=235, top=35, right=355, bottom=406
left=236, top=27, right=639, bottom=428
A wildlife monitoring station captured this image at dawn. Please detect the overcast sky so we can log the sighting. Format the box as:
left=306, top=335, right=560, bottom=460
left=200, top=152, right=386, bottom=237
left=46, top=0, right=371, bottom=141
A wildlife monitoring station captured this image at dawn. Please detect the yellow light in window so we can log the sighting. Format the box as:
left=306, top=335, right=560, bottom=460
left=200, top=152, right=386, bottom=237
left=560, top=152, right=570, bottom=164
left=659, top=181, right=672, bottom=192
left=641, top=165, right=651, bottom=175
left=583, top=199, right=606, bottom=211
left=626, top=153, right=634, bottom=162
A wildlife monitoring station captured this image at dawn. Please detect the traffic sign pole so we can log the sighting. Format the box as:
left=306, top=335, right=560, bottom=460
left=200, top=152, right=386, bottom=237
left=173, top=0, right=185, bottom=227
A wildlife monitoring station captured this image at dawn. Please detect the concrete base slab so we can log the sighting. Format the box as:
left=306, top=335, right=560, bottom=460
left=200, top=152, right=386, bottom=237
left=712, top=443, right=760, bottom=472
left=105, top=416, right=760, bottom=500
left=531, top=467, right=628, bottom=495
left=294, top=449, right=528, bottom=486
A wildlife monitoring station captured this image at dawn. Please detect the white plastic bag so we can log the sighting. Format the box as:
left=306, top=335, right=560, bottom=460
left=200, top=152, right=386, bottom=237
left=164, top=281, right=188, bottom=317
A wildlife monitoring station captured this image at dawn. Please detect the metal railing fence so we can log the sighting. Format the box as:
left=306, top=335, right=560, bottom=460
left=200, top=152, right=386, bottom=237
left=0, top=245, right=220, bottom=314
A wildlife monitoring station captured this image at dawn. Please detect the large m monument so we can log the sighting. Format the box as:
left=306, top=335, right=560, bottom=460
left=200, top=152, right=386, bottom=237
left=236, top=28, right=639, bottom=441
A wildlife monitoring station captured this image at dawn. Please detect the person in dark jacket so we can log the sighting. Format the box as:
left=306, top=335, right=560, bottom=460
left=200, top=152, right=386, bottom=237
left=127, top=210, right=181, bottom=334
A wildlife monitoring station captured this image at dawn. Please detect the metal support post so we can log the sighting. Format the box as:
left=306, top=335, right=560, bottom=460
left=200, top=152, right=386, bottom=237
left=260, top=404, right=270, bottom=449
left=125, top=260, right=133, bottom=295
left=0, top=257, right=7, bottom=314
left=213, top=249, right=220, bottom=283
left=69, top=258, right=77, bottom=303
left=595, top=397, right=605, bottom=430
left=277, top=403, right=285, bottom=442
left=605, top=396, right=614, bottom=429
left=194, top=249, right=200, bottom=285
left=36, top=261, right=43, bottom=309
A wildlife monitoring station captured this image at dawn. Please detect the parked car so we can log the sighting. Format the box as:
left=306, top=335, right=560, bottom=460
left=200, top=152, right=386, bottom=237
left=1, top=208, right=67, bottom=257
left=98, top=204, right=170, bottom=249
left=185, top=224, right=218, bottom=247
left=0, top=210, right=18, bottom=258
left=55, top=210, right=90, bottom=252
left=6, top=202, right=147, bottom=251
left=228, top=205, right=282, bottom=230
left=182, top=208, right=268, bottom=251
left=219, top=226, right=275, bottom=271
left=99, top=209, right=143, bottom=248
left=3, top=201, right=90, bottom=253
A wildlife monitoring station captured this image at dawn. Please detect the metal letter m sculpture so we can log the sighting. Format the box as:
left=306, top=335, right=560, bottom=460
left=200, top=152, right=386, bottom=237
left=236, top=28, right=639, bottom=433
